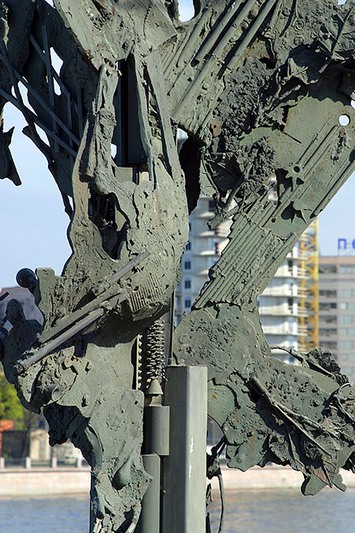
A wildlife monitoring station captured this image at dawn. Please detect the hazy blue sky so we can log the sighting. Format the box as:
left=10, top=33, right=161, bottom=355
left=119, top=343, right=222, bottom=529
left=0, top=0, right=354, bottom=288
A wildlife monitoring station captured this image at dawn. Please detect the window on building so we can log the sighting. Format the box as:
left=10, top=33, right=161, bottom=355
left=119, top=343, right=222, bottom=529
left=184, top=298, right=191, bottom=308
left=342, top=302, right=355, bottom=310
left=340, top=327, right=355, bottom=336
left=340, top=340, right=353, bottom=350
left=208, top=199, right=215, bottom=210
left=185, top=241, right=191, bottom=251
left=322, top=303, right=338, bottom=310
left=339, top=266, right=355, bottom=274
left=339, top=289, right=355, bottom=298
left=288, top=260, right=293, bottom=273
left=184, top=279, right=191, bottom=289
left=184, top=261, right=191, bottom=270
left=319, top=290, right=337, bottom=298
left=324, top=316, right=337, bottom=324
left=288, top=298, right=294, bottom=313
left=339, top=289, right=352, bottom=298
left=319, top=265, right=337, bottom=274
left=339, top=315, right=352, bottom=324
left=319, top=328, right=336, bottom=337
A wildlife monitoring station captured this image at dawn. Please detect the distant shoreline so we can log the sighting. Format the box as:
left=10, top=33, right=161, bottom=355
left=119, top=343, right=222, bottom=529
left=1, top=464, right=354, bottom=497
left=0, top=466, right=90, bottom=497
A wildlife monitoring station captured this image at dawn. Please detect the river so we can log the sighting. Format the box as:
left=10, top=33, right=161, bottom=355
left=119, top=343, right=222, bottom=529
left=0, top=488, right=354, bottom=532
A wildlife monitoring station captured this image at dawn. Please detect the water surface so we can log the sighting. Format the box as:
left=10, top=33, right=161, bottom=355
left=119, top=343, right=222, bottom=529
left=208, top=488, right=355, bottom=533
left=1, top=488, right=354, bottom=532
left=0, top=494, right=89, bottom=533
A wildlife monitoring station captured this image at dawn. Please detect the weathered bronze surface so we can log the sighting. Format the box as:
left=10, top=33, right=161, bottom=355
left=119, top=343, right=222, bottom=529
left=0, top=1, right=354, bottom=531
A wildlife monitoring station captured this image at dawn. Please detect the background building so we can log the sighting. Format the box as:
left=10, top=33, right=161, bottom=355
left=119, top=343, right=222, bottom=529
left=0, top=286, right=43, bottom=326
left=174, top=197, right=231, bottom=324
left=258, top=245, right=303, bottom=360
left=175, top=198, right=318, bottom=363
left=319, top=256, right=355, bottom=384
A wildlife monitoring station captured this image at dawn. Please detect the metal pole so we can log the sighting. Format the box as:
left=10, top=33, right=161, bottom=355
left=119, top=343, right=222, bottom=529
left=137, top=382, right=170, bottom=533
left=136, top=454, right=161, bottom=533
left=162, top=365, right=208, bottom=533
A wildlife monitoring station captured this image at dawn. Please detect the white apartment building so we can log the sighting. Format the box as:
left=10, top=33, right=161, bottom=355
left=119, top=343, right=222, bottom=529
left=175, top=198, right=309, bottom=363
left=174, top=197, right=231, bottom=324
left=258, top=246, right=303, bottom=358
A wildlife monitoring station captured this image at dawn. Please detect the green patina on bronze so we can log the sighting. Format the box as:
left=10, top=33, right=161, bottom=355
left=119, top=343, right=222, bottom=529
left=0, top=1, right=354, bottom=531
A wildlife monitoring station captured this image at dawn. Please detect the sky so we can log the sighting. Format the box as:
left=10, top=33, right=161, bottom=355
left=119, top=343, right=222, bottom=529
left=0, top=0, right=354, bottom=288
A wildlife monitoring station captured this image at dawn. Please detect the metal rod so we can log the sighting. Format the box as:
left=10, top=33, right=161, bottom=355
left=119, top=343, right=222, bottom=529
left=29, top=35, right=76, bottom=105
left=194, top=0, right=257, bottom=63
left=11, top=69, right=80, bottom=146
left=38, top=250, right=150, bottom=345
left=143, top=405, right=170, bottom=457
left=136, top=455, right=161, bottom=533
left=0, top=85, right=77, bottom=158
left=15, top=307, right=105, bottom=373
left=42, top=25, right=59, bottom=153
left=15, top=251, right=150, bottom=373
left=197, top=0, right=278, bottom=133
left=29, top=34, right=76, bottom=152
left=0, top=46, right=53, bottom=164
left=173, top=0, right=267, bottom=118
left=22, top=117, right=77, bottom=158
left=173, top=6, right=210, bottom=69
left=226, top=0, right=278, bottom=71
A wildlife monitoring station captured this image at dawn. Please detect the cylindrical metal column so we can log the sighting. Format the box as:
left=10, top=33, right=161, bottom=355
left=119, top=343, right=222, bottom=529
left=143, top=405, right=170, bottom=457
left=162, top=365, right=208, bottom=533
left=136, top=454, right=161, bottom=533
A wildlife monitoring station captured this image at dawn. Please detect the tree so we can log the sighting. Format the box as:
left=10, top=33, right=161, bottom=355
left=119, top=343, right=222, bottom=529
left=0, top=375, right=24, bottom=422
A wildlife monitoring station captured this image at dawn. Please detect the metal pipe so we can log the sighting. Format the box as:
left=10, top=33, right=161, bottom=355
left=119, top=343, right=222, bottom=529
left=143, top=405, right=170, bottom=457
left=194, top=0, right=257, bottom=63
left=15, top=307, right=105, bottom=373
left=136, top=454, right=161, bottom=533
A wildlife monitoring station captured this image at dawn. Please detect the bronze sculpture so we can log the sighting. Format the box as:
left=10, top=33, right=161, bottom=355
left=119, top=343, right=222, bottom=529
left=0, top=1, right=355, bottom=531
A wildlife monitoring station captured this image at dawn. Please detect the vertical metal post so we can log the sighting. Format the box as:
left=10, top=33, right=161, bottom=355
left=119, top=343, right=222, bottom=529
left=136, top=454, right=161, bottom=533
left=162, top=365, right=207, bottom=533
left=137, top=384, right=170, bottom=533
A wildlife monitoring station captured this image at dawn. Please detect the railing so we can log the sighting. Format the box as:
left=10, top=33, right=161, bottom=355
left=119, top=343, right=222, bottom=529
left=199, top=230, right=215, bottom=237
left=198, top=250, right=216, bottom=256
left=0, top=456, right=89, bottom=469
left=262, top=288, right=300, bottom=296
left=259, top=308, right=296, bottom=316
left=262, top=326, right=299, bottom=335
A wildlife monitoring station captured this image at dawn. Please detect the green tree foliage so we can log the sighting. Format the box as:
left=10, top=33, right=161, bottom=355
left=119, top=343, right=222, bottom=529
left=0, top=375, right=24, bottom=421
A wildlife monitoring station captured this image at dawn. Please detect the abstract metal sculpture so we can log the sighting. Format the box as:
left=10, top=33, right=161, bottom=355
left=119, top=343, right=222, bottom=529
left=0, top=1, right=354, bottom=531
